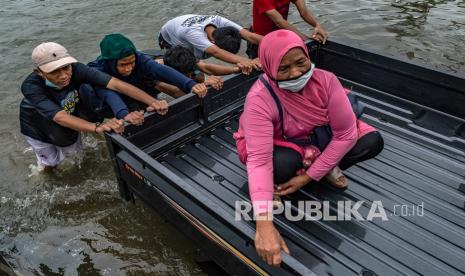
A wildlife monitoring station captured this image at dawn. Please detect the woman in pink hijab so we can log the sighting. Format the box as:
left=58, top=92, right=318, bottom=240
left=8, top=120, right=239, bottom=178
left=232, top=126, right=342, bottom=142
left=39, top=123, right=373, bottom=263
left=234, top=30, right=383, bottom=267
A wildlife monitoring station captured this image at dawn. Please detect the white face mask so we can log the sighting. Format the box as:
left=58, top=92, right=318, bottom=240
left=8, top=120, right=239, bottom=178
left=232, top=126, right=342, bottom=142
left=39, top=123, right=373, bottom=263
left=45, top=79, right=61, bottom=90
left=277, top=63, right=315, bottom=92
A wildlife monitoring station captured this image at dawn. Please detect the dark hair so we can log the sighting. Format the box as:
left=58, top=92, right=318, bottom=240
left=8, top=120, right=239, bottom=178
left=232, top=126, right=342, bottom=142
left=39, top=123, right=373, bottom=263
left=212, top=26, right=241, bottom=54
left=163, top=46, right=197, bottom=75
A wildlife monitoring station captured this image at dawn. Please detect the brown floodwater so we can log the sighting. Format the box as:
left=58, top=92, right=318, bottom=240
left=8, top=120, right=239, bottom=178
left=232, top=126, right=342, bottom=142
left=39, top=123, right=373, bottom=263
left=0, top=0, right=464, bottom=274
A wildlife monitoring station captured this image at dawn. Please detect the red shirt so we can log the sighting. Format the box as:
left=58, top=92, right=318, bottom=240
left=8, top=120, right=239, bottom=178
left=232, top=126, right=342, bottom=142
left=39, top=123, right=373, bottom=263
left=252, top=0, right=292, bottom=36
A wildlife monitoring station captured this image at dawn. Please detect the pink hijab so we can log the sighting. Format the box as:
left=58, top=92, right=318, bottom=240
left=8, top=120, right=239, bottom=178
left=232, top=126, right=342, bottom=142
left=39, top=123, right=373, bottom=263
left=259, top=30, right=329, bottom=126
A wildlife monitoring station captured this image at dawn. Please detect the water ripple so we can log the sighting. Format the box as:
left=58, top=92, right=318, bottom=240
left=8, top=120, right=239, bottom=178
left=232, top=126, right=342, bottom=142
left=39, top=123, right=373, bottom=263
left=1, top=0, right=464, bottom=274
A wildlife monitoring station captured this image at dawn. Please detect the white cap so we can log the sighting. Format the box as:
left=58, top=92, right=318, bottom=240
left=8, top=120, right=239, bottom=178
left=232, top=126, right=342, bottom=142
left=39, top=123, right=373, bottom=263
left=32, top=42, right=77, bottom=73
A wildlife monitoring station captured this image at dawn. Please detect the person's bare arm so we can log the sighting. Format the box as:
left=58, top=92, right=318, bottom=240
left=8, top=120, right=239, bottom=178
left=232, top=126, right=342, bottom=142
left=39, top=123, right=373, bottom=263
left=156, top=81, right=209, bottom=98
left=292, top=0, right=328, bottom=43
left=255, top=214, right=290, bottom=267
left=204, top=45, right=256, bottom=74
left=239, top=28, right=263, bottom=45
left=53, top=110, right=124, bottom=134
left=292, top=0, right=319, bottom=27
left=204, top=45, right=250, bottom=65
left=197, top=60, right=240, bottom=76
left=264, top=9, right=309, bottom=40
left=154, top=82, right=186, bottom=98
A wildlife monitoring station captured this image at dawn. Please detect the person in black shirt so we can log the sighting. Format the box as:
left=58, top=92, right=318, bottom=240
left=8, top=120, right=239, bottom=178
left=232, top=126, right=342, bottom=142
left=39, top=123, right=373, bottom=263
left=82, top=33, right=208, bottom=120
left=20, top=42, right=169, bottom=169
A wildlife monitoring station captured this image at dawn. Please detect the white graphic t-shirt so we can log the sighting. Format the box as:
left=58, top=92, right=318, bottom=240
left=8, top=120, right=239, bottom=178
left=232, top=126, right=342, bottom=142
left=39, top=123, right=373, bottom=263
left=160, top=14, right=243, bottom=58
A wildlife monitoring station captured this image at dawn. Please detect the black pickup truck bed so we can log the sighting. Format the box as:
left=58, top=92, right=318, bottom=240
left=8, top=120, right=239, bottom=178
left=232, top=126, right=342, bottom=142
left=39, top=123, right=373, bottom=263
left=106, top=41, right=465, bottom=276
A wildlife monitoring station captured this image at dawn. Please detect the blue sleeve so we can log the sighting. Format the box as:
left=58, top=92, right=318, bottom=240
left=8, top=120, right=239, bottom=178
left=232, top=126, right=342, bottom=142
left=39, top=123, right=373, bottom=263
left=100, top=88, right=130, bottom=119
left=73, top=62, right=112, bottom=87
left=145, top=59, right=196, bottom=93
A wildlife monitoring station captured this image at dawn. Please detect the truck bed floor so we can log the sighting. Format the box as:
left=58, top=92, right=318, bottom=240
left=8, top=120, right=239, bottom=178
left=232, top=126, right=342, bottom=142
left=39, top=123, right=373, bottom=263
left=152, top=80, right=465, bottom=276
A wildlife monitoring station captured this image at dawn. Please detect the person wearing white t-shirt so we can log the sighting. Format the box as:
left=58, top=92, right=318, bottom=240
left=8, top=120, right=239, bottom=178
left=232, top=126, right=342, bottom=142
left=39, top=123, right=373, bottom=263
left=159, top=14, right=262, bottom=74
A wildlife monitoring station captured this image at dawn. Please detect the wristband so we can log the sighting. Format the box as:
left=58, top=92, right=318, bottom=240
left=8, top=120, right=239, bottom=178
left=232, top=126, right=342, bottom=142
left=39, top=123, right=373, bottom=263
left=94, top=122, right=101, bottom=133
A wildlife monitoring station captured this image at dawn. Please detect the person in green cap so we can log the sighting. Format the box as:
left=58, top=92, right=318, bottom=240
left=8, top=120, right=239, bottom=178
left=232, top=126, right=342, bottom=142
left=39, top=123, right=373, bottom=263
left=83, top=33, right=208, bottom=121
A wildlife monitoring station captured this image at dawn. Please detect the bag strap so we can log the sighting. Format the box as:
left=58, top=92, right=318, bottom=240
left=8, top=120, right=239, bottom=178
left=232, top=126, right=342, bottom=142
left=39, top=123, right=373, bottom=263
left=259, top=74, right=287, bottom=140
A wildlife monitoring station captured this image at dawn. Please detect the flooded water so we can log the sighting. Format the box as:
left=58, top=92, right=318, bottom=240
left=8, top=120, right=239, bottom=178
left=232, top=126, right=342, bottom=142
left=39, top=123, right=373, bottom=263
left=0, top=0, right=464, bottom=275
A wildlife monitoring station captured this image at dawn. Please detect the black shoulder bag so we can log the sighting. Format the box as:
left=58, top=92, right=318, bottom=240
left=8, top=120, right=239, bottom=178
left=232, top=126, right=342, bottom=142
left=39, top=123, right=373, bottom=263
left=258, top=74, right=365, bottom=151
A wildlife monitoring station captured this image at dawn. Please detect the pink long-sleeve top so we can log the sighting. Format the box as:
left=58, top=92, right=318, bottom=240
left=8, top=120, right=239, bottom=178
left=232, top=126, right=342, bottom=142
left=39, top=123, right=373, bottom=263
left=235, top=69, right=375, bottom=214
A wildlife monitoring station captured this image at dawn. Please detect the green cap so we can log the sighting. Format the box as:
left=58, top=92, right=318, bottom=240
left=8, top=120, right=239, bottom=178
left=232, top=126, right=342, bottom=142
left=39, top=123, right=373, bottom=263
left=99, top=33, right=137, bottom=60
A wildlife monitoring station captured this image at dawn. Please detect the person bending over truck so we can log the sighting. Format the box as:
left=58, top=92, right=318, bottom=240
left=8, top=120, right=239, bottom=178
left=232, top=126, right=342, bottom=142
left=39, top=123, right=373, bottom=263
left=234, top=30, right=383, bottom=267
left=159, top=14, right=262, bottom=74
left=20, top=42, right=168, bottom=169
left=83, top=34, right=208, bottom=120
left=247, top=0, right=328, bottom=58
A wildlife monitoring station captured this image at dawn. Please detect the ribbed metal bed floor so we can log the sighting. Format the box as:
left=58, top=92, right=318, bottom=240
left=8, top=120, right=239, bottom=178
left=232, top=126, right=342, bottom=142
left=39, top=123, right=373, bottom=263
left=154, top=79, right=465, bottom=276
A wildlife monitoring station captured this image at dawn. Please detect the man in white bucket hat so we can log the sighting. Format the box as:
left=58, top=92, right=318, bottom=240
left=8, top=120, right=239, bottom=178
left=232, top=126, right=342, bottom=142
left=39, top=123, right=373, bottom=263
left=20, top=42, right=169, bottom=169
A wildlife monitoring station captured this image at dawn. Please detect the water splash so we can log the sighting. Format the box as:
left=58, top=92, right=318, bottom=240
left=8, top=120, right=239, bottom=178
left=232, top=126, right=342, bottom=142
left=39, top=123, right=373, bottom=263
left=28, top=162, right=45, bottom=177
